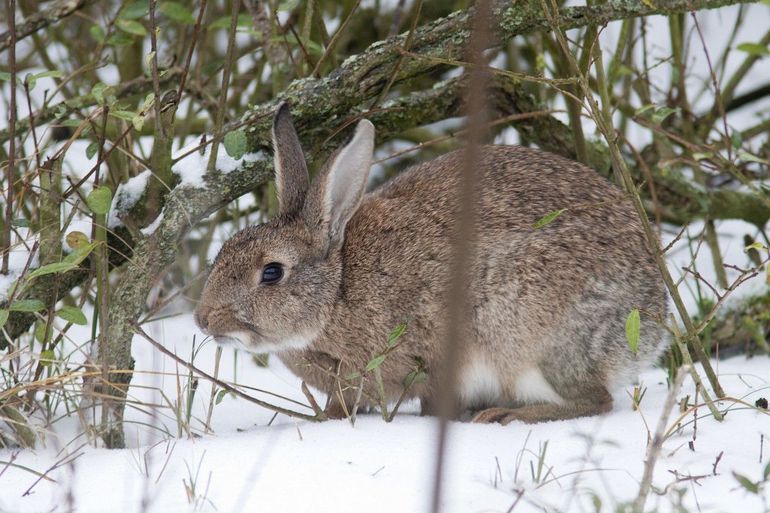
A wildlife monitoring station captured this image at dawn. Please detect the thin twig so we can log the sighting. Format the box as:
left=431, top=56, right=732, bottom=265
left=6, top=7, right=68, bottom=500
left=633, top=365, right=689, bottom=512
left=133, top=323, right=322, bottom=422
left=430, top=1, right=492, bottom=511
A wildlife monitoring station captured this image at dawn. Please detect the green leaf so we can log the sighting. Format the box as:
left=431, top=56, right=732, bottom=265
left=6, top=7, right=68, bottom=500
left=223, top=130, right=248, bottom=160
left=634, top=104, right=655, bottom=116
left=12, top=218, right=29, bottom=228
left=87, top=186, right=113, bottom=215
left=403, top=369, right=428, bottom=387
left=533, top=208, right=567, bottom=229
left=132, top=113, right=146, bottom=131
left=110, top=110, right=137, bottom=122
left=277, top=0, right=300, bottom=11
left=0, top=71, right=12, bottom=81
left=22, top=243, right=99, bottom=282
left=145, top=50, right=156, bottom=71
left=25, top=70, right=63, bottom=91
left=141, top=92, right=156, bottom=111
left=211, top=14, right=254, bottom=29
left=120, top=1, right=149, bottom=20
left=745, top=242, right=767, bottom=252
left=625, top=309, right=641, bottom=353
left=25, top=261, right=77, bottom=280
left=0, top=310, right=8, bottom=329
left=63, top=241, right=98, bottom=265
left=215, top=389, right=229, bottom=405
left=24, top=73, right=37, bottom=91
left=91, top=82, right=109, bottom=104
left=764, top=462, right=770, bottom=481
left=692, top=151, right=713, bottom=161
left=366, top=355, right=387, bottom=372
left=33, top=70, right=64, bottom=80
left=65, top=231, right=90, bottom=250
left=86, top=141, right=99, bottom=160
left=9, top=299, right=46, bottom=313
left=733, top=472, right=759, bottom=494
left=160, top=2, right=195, bottom=24
left=731, top=130, right=743, bottom=149
left=56, top=306, right=88, bottom=326
left=738, top=149, right=769, bottom=165
left=107, top=31, right=135, bottom=46
left=34, top=321, right=48, bottom=343
left=117, top=19, right=147, bottom=37
left=387, top=322, right=408, bottom=348
left=737, top=43, right=770, bottom=56
left=651, top=106, right=679, bottom=125
left=90, top=24, right=105, bottom=42
left=40, top=349, right=56, bottom=366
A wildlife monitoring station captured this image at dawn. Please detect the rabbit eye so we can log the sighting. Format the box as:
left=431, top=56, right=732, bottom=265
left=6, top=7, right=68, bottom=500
left=261, top=262, right=283, bottom=284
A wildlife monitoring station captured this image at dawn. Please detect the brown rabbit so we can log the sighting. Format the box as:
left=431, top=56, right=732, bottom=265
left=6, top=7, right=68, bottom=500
left=195, top=103, right=668, bottom=424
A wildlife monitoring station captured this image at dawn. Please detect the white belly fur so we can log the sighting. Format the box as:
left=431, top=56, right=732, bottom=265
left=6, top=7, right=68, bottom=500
left=458, top=355, right=503, bottom=407
left=459, top=356, right=566, bottom=408
left=514, top=367, right=564, bottom=405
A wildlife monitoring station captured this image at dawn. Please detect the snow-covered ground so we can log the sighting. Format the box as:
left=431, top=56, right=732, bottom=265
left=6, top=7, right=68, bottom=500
left=2, top=3, right=770, bottom=513
left=1, top=312, right=769, bottom=513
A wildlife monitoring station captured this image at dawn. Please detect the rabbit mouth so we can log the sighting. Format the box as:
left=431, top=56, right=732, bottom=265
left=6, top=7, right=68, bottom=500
left=214, top=327, right=317, bottom=353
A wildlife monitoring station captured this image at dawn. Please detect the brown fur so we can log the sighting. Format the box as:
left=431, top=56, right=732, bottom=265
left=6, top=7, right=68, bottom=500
left=195, top=105, right=668, bottom=424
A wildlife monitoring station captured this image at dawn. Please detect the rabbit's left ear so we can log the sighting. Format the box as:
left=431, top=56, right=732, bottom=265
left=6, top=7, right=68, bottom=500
left=272, top=103, right=310, bottom=216
left=303, top=119, right=375, bottom=247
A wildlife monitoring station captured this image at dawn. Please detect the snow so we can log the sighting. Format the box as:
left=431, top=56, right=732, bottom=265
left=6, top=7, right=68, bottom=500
left=108, top=171, right=152, bottom=228
left=2, top=4, right=770, bottom=513
left=171, top=141, right=264, bottom=188
left=0, top=311, right=768, bottom=513
left=141, top=212, right=164, bottom=236
left=0, top=237, right=39, bottom=300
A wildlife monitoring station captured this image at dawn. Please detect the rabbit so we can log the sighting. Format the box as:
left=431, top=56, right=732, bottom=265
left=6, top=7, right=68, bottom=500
left=194, top=103, right=669, bottom=424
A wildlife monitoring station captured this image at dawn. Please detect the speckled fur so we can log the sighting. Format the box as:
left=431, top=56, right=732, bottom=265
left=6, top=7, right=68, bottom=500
left=195, top=107, right=668, bottom=424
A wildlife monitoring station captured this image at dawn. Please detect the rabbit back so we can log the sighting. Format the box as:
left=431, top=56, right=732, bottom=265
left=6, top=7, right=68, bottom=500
left=280, top=145, right=667, bottom=413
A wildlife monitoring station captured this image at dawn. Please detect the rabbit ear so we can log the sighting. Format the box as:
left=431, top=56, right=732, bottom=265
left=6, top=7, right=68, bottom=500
left=304, top=119, right=375, bottom=247
left=272, top=103, right=310, bottom=216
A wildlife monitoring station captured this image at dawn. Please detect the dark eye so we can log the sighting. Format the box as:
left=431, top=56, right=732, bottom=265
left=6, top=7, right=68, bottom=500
left=261, top=262, right=284, bottom=284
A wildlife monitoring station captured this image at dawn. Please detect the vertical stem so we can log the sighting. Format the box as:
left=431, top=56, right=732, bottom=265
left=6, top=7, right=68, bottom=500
left=95, top=109, right=111, bottom=439
left=670, top=14, right=728, bottom=289
left=545, top=0, right=725, bottom=400
left=632, top=364, right=688, bottom=513
left=204, top=346, right=223, bottom=434
left=430, top=1, right=491, bottom=512
left=3, top=0, right=18, bottom=274
left=207, top=0, right=242, bottom=174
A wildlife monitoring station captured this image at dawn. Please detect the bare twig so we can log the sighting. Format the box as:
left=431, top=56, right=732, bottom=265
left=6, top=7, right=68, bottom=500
left=2, top=0, right=18, bottom=275
left=430, top=1, right=492, bottom=511
left=133, top=324, right=323, bottom=422
left=633, top=365, right=689, bottom=512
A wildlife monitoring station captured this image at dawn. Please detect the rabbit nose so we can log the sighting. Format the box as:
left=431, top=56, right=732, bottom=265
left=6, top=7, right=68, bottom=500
left=194, top=306, right=211, bottom=333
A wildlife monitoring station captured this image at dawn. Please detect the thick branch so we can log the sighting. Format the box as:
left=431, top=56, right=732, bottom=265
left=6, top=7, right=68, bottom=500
left=0, top=0, right=97, bottom=53
left=239, top=0, right=756, bottom=144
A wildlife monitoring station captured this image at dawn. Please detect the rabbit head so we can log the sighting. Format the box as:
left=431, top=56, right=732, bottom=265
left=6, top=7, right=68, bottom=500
left=195, top=104, right=375, bottom=353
